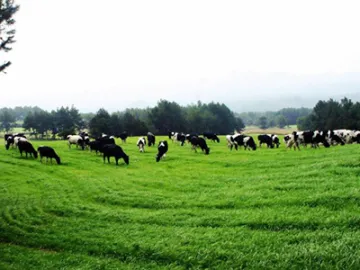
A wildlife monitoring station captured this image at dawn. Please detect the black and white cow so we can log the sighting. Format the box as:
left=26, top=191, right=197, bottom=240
left=102, top=144, right=129, bottom=165
left=203, top=132, right=220, bottom=143
left=268, top=134, right=280, bottom=148
left=286, top=131, right=300, bottom=150
left=258, top=134, right=274, bottom=148
left=18, top=140, right=38, bottom=158
left=156, top=141, right=168, bottom=162
left=226, top=134, right=238, bottom=150
left=176, top=133, right=186, bottom=146
left=186, top=133, right=198, bottom=143
left=67, top=135, right=86, bottom=150
left=190, top=136, right=210, bottom=155
left=168, top=131, right=175, bottom=139
left=147, top=132, right=156, bottom=147
left=137, top=137, right=146, bottom=152
left=38, top=146, right=61, bottom=164
left=327, top=130, right=345, bottom=146
left=232, top=134, right=257, bottom=150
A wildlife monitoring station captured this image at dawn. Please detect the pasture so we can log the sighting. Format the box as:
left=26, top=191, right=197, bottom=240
left=1, top=136, right=360, bottom=269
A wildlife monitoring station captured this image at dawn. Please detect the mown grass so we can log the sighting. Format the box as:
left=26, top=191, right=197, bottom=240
left=1, top=136, right=360, bottom=269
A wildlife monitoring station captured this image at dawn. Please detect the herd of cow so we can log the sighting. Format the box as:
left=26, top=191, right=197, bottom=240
left=2, top=129, right=359, bottom=166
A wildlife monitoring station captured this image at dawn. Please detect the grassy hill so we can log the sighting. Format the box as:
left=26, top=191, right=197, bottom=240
left=1, top=136, right=360, bottom=269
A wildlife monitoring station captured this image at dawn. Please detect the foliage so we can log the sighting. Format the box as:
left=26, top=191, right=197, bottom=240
left=298, top=97, right=360, bottom=130
left=257, top=116, right=268, bottom=129
left=0, top=107, right=15, bottom=131
left=0, top=0, right=19, bottom=73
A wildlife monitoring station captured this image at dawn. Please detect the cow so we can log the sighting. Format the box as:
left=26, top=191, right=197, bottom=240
left=258, top=134, right=274, bottom=148
left=37, top=146, right=61, bottom=164
left=176, top=133, right=186, bottom=146
left=186, top=133, right=198, bottom=143
left=156, top=141, right=168, bottom=162
left=5, top=136, right=14, bottom=150
left=67, top=135, right=86, bottom=150
left=88, top=141, right=104, bottom=154
left=102, top=144, right=129, bottom=165
left=168, top=131, right=175, bottom=139
left=147, top=132, right=156, bottom=147
left=17, top=140, right=38, bottom=158
left=271, top=134, right=280, bottom=148
left=117, top=132, right=128, bottom=143
left=137, top=137, right=146, bottom=152
left=327, top=130, right=345, bottom=146
left=190, top=136, right=210, bottom=154
left=226, top=134, right=238, bottom=150
left=232, top=134, right=257, bottom=150
left=286, top=131, right=300, bottom=150
left=203, top=132, right=220, bottom=143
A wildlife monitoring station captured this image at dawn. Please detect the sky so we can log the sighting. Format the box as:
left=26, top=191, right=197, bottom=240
left=1, top=0, right=360, bottom=112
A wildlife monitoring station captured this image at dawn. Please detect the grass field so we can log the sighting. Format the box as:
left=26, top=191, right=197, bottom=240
left=1, top=136, right=360, bottom=269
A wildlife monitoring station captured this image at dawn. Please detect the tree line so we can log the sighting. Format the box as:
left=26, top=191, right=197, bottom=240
left=0, top=100, right=245, bottom=138
left=238, top=107, right=312, bottom=129
left=297, top=97, right=360, bottom=130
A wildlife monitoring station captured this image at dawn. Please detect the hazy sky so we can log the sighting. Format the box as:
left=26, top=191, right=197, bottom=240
left=1, top=0, right=360, bottom=112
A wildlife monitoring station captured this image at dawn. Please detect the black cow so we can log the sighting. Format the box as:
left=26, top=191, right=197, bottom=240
left=117, top=132, right=128, bottom=143
left=38, top=146, right=61, bottom=164
left=18, top=140, right=38, bottom=158
left=190, top=136, right=210, bottom=155
left=258, top=134, right=274, bottom=148
left=96, top=136, right=115, bottom=145
left=88, top=141, right=104, bottom=154
left=186, top=133, right=198, bottom=142
left=203, top=132, right=220, bottom=143
left=168, top=131, right=175, bottom=139
left=147, top=132, right=156, bottom=147
left=156, top=141, right=168, bottom=162
left=102, top=144, right=129, bottom=165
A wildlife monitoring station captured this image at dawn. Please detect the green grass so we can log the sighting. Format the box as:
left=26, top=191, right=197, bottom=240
left=1, top=136, right=360, bottom=269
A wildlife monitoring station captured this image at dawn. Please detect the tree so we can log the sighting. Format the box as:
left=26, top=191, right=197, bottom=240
left=276, top=115, right=287, bottom=128
left=23, top=110, right=53, bottom=138
left=52, top=106, right=82, bottom=138
left=0, top=107, right=15, bottom=131
left=257, top=116, right=268, bottom=129
left=89, top=108, right=111, bottom=137
left=0, top=0, right=19, bottom=73
left=150, top=100, right=186, bottom=134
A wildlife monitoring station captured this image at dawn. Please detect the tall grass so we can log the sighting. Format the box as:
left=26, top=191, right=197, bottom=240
left=1, top=136, right=360, bottom=269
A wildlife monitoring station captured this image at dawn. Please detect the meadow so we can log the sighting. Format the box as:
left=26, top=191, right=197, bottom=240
left=1, top=136, right=360, bottom=269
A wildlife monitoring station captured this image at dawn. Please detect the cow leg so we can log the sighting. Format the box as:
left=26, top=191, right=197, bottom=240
left=103, top=155, right=106, bottom=163
left=107, top=156, right=110, bottom=164
left=115, top=158, right=119, bottom=166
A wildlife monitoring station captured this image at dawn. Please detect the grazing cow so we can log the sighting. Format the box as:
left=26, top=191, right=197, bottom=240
left=156, top=140, right=168, bottom=162
left=18, top=140, right=38, bottom=158
left=5, top=136, right=14, bottom=150
left=37, top=146, right=61, bottom=164
left=147, top=132, right=156, bottom=147
left=186, top=133, right=198, bottom=143
left=190, top=136, right=210, bottom=155
left=232, top=134, right=256, bottom=150
left=226, top=134, right=238, bottom=150
left=102, top=144, right=129, bottom=165
left=88, top=141, right=104, bottom=154
left=203, top=132, right=220, bottom=143
left=117, top=132, right=128, bottom=143
left=168, top=131, right=175, bottom=139
left=243, top=136, right=257, bottom=150
left=67, top=135, right=86, bottom=150
left=271, top=134, right=280, bottom=148
left=4, top=134, right=13, bottom=141
left=176, top=133, right=186, bottom=146
left=286, top=131, right=300, bottom=150
left=137, top=137, right=146, bottom=152
left=327, top=130, right=345, bottom=146
left=258, top=134, right=274, bottom=148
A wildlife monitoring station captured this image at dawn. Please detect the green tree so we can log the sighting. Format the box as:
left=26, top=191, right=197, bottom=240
left=276, top=115, right=287, bottom=128
left=0, top=0, right=19, bottom=73
left=150, top=100, right=186, bottom=134
left=0, top=107, right=15, bottom=131
left=257, top=116, right=268, bottom=129
left=52, top=106, right=82, bottom=138
left=89, top=108, right=111, bottom=137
